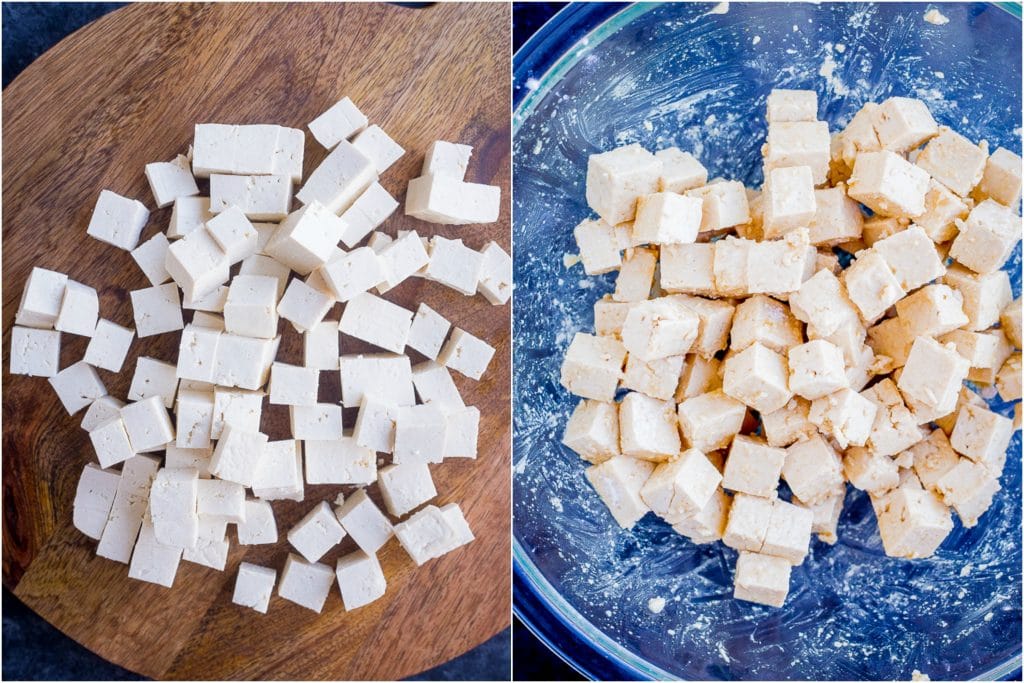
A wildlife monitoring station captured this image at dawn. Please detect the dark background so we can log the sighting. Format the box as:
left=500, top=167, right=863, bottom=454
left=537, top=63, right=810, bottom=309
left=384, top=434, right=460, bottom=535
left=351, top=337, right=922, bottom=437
left=0, top=3, right=508, bottom=680
left=511, top=3, right=583, bottom=682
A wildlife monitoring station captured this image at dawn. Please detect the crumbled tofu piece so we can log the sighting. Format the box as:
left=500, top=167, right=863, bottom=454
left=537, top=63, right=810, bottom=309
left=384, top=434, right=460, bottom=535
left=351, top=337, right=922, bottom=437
left=847, top=150, right=929, bottom=218
left=949, top=199, right=1019, bottom=275
left=584, top=454, right=655, bottom=529
left=640, top=448, right=722, bottom=523
left=721, top=435, right=785, bottom=498
left=278, top=553, right=335, bottom=613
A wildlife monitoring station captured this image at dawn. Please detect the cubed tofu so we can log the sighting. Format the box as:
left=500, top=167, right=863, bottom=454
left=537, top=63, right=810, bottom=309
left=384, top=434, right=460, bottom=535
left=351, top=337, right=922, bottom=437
left=675, top=354, right=722, bottom=401
left=96, top=455, right=160, bottom=563
left=308, top=96, right=367, bottom=149
left=655, top=147, right=708, bottom=193
left=168, top=196, right=213, bottom=239
left=767, top=88, right=818, bottom=123
left=917, top=180, right=969, bottom=243
left=339, top=182, right=399, bottom=248
left=621, top=354, right=685, bottom=401
left=127, top=513, right=183, bottom=587
left=909, top=428, right=961, bottom=492
left=721, top=435, right=785, bottom=498
left=996, top=353, right=1022, bottom=401
left=612, top=247, right=657, bottom=302
left=898, top=337, right=971, bottom=413
left=210, top=425, right=268, bottom=486
left=789, top=269, right=859, bottom=337
left=586, top=144, right=662, bottom=224
left=288, top=501, right=346, bottom=563
left=871, top=225, right=947, bottom=293
left=686, top=180, right=751, bottom=233
left=830, top=103, right=881, bottom=181
left=422, top=140, right=473, bottom=179
left=733, top=551, right=791, bottom=607
left=935, top=458, right=1000, bottom=527
left=392, top=504, right=472, bottom=565
left=809, top=388, right=878, bottom=449
left=762, top=166, right=816, bottom=239
left=351, top=124, right=404, bottom=173
left=339, top=353, right=414, bottom=408
left=437, top=327, right=495, bottom=381
left=232, top=562, right=277, bottom=613
left=847, top=150, right=929, bottom=218
left=392, top=404, right=447, bottom=465
left=843, top=445, right=899, bottom=493
left=120, top=396, right=174, bottom=452
left=871, top=97, right=939, bottom=153
left=950, top=403, right=1013, bottom=466
left=303, top=319, right=340, bottom=370
left=943, top=265, right=1013, bottom=332
left=164, top=227, right=230, bottom=301
left=335, top=488, right=394, bottom=553
left=729, top=295, right=803, bottom=354
left=423, top=236, right=484, bottom=296
left=620, top=297, right=699, bottom=362
left=660, top=242, right=716, bottom=296
left=787, top=339, right=848, bottom=400
left=672, top=486, right=731, bottom=544
left=48, top=360, right=107, bottom=415
left=895, top=284, right=968, bottom=338
left=278, top=553, right=335, bottom=613
left=782, top=434, right=844, bottom=505
left=723, top=492, right=774, bottom=552
left=584, top=454, right=655, bottom=529
left=807, top=185, right=863, bottom=246
left=375, top=230, right=431, bottom=292
left=746, top=228, right=816, bottom=296
left=949, top=199, right=1019, bottom=275
left=762, top=498, right=814, bottom=565
left=84, top=319, right=135, bottom=373
left=478, top=240, right=512, bottom=306
left=722, top=342, right=792, bottom=414
left=73, top=463, right=121, bottom=540
left=296, top=140, right=376, bottom=215
left=378, top=463, right=437, bottom=517
left=677, top=389, right=747, bottom=452
left=976, top=146, right=1023, bottom=207
left=618, top=392, right=681, bottom=462
left=149, top=467, right=199, bottom=549
left=130, top=234, right=173, bottom=288
left=560, top=332, right=629, bottom=401
left=573, top=219, right=622, bottom=275
left=1000, top=298, right=1022, bottom=349
left=876, top=486, right=952, bottom=559
left=411, top=361, right=464, bottom=408
left=632, top=192, right=702, bottom=245
left=762, top=397, right=816, bottom=448
left=862, top=378, right=924, bottom=457
left=335, top=550, right=387, bottom=611
left=842, top=249, right=905, bottom=322
left=86, top=190, right=150, bottom=251
left=405, top=174, right=500, bottom=225
left=763, top=120, right=831, bottom=185
left=251, top=441, right=303, bottom=502
left=915, top=127, right=988, bottom=197
left=640, top=448, right=722, bottom=523
left=266, top=201, right=348, bottom=274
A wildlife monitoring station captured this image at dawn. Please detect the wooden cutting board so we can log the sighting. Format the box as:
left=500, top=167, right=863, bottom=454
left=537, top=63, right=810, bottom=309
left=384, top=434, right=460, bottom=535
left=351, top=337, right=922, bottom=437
left=1, top=3, right=511, bottom=680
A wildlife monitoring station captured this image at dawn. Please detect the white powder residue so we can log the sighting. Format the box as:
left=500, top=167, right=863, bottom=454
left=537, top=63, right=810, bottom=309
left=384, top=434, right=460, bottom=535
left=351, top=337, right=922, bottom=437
left=752, top=35, right=761, bottom=45
left=533, top=139, right=544, bottom=155
left=911, top=670, right=931, bottom=681
left=935, top=71, right=945, bottom=79
left=648, top=596, right=666, bottom=613
left=819, top=44, right=850, bottom=96
left=704, top=2, right=729, bottom=16
left=960, top=563, right=973, bottom=577
left=643, top=119, right=654, bottom=132
left=525, top=77, right=541, bottom=91
left=550, top=496, right=564, bottom=513
left=923, top=8, right=950, bottom=25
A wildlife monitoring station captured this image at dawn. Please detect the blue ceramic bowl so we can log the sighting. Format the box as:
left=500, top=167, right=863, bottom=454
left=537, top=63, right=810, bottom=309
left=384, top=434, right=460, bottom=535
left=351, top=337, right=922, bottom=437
left=512, top=3, right=1023, bottom=680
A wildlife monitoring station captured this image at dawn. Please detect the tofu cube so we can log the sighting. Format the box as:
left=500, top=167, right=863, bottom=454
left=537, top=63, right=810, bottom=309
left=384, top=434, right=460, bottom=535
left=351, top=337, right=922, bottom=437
left=205, top=204, right=260, bottom=262
left=787, top=339, right=848, bottom=400
left=762, top=499, right=814, bottom=565
left=266, top=201, right=348, bottom=275
left=290, top=403, right=343, bottom=440
left=305, top=437, right=376, bottom=485
left=723, top=492, right=774, bottom=552
left=321, top=247, right=386, bottom=302
left=876, top=486, right=953, bottom=558
left=308, top=96, right=367, bottom=149
left=54, top=281, right=98, bottom=338
left=762, top=166, right=816, bottom=239
left=722, top=342, right=792, bottom=414
left=477, top=240, right=512, bottom=306
left=618, top=392, right=680, bottom=462
left=910, top=428, right=961, bottom=491
left=898, top=337, right=970, bottom=413
left=296, top=140, right=376, bottom=215
left=237, top=498, right=279, bottom=544
left=861, top=378, right=923, bottom=457
left=438, top=327, right=495, bottom=381
left=339, top=182, right=399, bottom=247
left=288, top=501, right=346, bottom=563
left=677, top=389, right=747, bottom=452
left=632, top=192, right=702, bottom=245
left=917, top=179, right=969, bottom=243
left=686, top=180, right=751, bottom=233
left=339, top=353, right=414, bottom=408
left=763, top=120, right=831, bottom=185
left=251, top=441, right=303, bottom=502
left=621, top=354, right=685, bottom=401
left=586, top=144, right=662, bottom=224
left=84, top=319, right=134, bottom=372
left=81, top=395, right=125, bottom=433
left=809, top=388, right=878, bottom=449
left=164, top=227, right=230, bottom=301
left=130, top=283, right=184, bottom=338
left=612, top=247, right=657, bottom=302
left=210, top=174, right=291, bottom=222
left=444, top=403, right=477, bottom=457
left=950, top=403, right=1013, bottom=465
left=353, top=394, right=397, bottom=453
left=130, top=233, right=172, bottom=286
left=378, top=463, right=437, bottom=517
left=175, top=325, right=221, bottom=383
left=48, top=360, right=106, bottom=415
left=405, top=173, right=501, bottom=225
left=655, top=147, right=707, bottom=193
left=935, top=458, right=1001, bottom=528
left=789, top=269, right=859, bottom=337
left=762, top=397, right=816, bottom=448
left=269, top=362, right=319, bottom=406
left=149, top=467, right=199, bottom=548
left=847, top=150, right=929, bottom=218
left=89, top=418, right=136, bottom=469
left=278, top=278, right=334, bottom=333
left=573, top=218, right=622, bottom=275
left=232, top=562, right=277, bottom=614
left=406, top=303, right=451, bottom=361
left=621, top=298, right=699, bottom=362
left=411, top=361, right=463, bottom=408
left=375, top=230, right=430, bottom=292
left=210, top=424, right=268, bottom=486
left=943, top=265, right=1013, bottom=332
left=168, top=196, right=213, bottom=239
left=335, top=550, right=387, bottom=610
left=640, top=448, right=722, bottom=523
left=584, top=454, right=655, bottom=529
left=729, top=295, right=803, bottom=354
left=127, top=356, right=176, bottom=408
left=870, top=97, right=939, bottom=152
left=145, top=154, right=199, bottom=209
left=304, top=319, right=340, bottom=370
left=352, top=124, right=404, bottom=173
left=842, top=249, right=905, bottom=322
left=782, top=434, right=844, bottom=505
left=86, top=190, right=150, bottom=251
left=127, top=514, right=182, bottom=588
left=1000, top=298, right=1021, bottom=349
left=675, top=354, right=722, bottom=401
left=843, top=445, right=899, bottom=493
left=671, top=486, right=732, bottom=544
left=96, top=455, right=160, bottom=563
left=223, top=275, right=279, bottom=339
left=721, top=435, right=785, bottom=498
left=949, top=199, right=1019, bottom=275
left=562, top=400, right=619, bottom=464
left=916, top=127, right=988, bottom=197
left=733, top=551, right=791, bottom=607
left=977, top=146, right=1023, bottom=207
left=213, top=332, right=278, bottom=390
left=807, top=185, right=864, bottom=246
left=73, top=463, right=121, bottom=539
left=996, top=353, right=1021, bottom=401
left=896, top=284, right=968, bottom=338
left=335, top=488, right=394, bottom=553
left=278, top=553, right=335, bottom=613
left=767, top=88, right=818, bottom=122
left=393, top=404, right=447, bottom=464
left=830, top=103, right=881, bottom=181
left=422, top=140, right=473, bottom=179
left=660, top=242, right=716, bottom=296
left=339, top=291, right=412, bottom=353
left=423, top=237, right=484, bottom=296
left=392, top=504, right=469, bottom=565
left=120, top=396, right=174, bottom=452
left=174, top=391, right=214, bottom=450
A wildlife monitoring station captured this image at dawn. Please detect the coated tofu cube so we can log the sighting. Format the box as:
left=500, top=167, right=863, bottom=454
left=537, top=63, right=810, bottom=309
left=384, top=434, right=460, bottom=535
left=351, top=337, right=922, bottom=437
left=830, top=103, right=881, bottom=181
left=677, top=389, right=746, bottom=452
left=870, top=97, right=939, bottom=152
left=996, top=353, right=1021, bottom=401
left=127, top=356, right=176, bottom=408
left=405, top=174, right=500, bottom=225
left=296, top=140, right=376, bottom=215
left=266, top=201, right=347, bottom=275
left=378, top=463, right=437, bottom=517
left=164, top=227, right=230, bottom=301
left=563, top=400, right=619, bottom=464
left=584, top=454, right=655, bottom=529
left=339, top=353, right=414, bottom=408
left=762, top=397, right=816, bottom=447
left=729, top=295, right=803, bottom=354
left=763, top=120, right=830, bottom=185
left=232, top=562, right=277, bottom=614
left=655, top=147, right=707, bottom=193
left=84, top=319, right=134, bottom=373
left=288, top=501, right=346, bottom=563
left=877, top=485, right=953, bottom=559
left=610, top=247, right=655, bottom=302
left=632, top=192, right=702, bottom=245
left=723, top=492, right=774, bottom=552
left=976, top=146, right=1023, bottom=207
left=290, top=403, right=343, bottom=440
left=721, top=435, right=785, bottom=498
left=789, top=269, right=858, bottom=337
left=711, top=236, right=751, bottom=297
left=86, top=190, right=150, bottom=251
left=672, top=486, right=731, bottom=544
left=949, top=199, right=1019, bottom=275
left=762, top=498, right=814, bottom=565
left=950, top=403, right=1013, bottom=465
left=477, top=240, right=512, bottom=306
left=722, top=342, right=792, bottom=414
left=935, top=458, right=1001, bottom=527
left=787, top=339, right=848, bottom=400
left=809, top=388, right=878, bottom=449
left=862, top=378, right=923, bottom=457
left=746, top=228, right=816, bottom=296
left=866, top=317, right=915, bottom=369
left=48, top=360, right=106, bottom=415
left=898, top=337, right=970, bottom=412
left=910, top=428, right=960, bottom=491
left=943, top=265, right=1013, bottom=332
left=916, top=127, right=988, bottom=197
left=895, top=284, right=968, bottom=338
left=130, top=283, right=184, bottom=338
left=621, top=298, right=699, bottom=362
left=120, top=396, right=174, bottom=452
left=660, top=242, right=716, bottom=296
left=73, top=463, right=121, bottom=539
left=766, top=88, right=817, bottom=122
left=675, top=354, right=722, bottom=401
left=305, top=437, right=376, bottom=485
left=861, top=215, right=905, bottom=247
left=438, top=328, right=495, bottom=381
left=917, top=180, right=969, bottom=243
left=335, top=550, right=387, bottom=611
left=422, top=140, right=473, bottom=179
left=1000, top=298, right=1022, bottom=349
left=279, top=278, right=334, bottom=334
left=783, top=434, right=844, bottom=505
left=278, top=553, right=335, bottom=613
left=843, top=446, right=899, bottom=493
left=618, top=392, right=680, bottom=462
left=621, top=354, right=684, bottom=401
left=842, top=249, right=905, bottom=322
left=308, top=96, right=367, bottom=149
left=423, top=237, right=484, bottom=296
left=339, top=182, right=399, bottom=247
left=210, top=425, right=268, bottom=486
left=130, top=233, right=172, bottom=287
left=733, top=551, right=791, bottom=607
left=672, top=295, right=734, bottom=359
left=640, top=448, right=722, bottom=523
left=351, top=124, right=404, bottom=173
left=807, top=185, right=863, bottom=246
left=847, top=150, right=929, bottom=218
left=393, top=404, right=447, bottom=464
left=762, top=166, right=816, bottom=238
left=686, top=180, right=751, bottom=233
left=335, top=488, right=394, bottom=553
left=586, top=144, right=662, bottom=224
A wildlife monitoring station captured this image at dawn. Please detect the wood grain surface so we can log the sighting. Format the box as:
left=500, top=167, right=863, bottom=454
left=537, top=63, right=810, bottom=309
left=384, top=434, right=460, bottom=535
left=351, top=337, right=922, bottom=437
left=1, top=3, right=511, bottom=680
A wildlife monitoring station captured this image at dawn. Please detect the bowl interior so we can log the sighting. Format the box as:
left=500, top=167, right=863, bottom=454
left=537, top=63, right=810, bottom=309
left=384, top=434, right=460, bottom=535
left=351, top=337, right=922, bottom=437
left=512, top=2, right=1023, bottom=680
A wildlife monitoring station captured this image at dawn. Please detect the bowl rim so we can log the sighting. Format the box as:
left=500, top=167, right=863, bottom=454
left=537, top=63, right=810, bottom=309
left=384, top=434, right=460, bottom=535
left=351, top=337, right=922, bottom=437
left=511, top=2, right=1024, bottom=680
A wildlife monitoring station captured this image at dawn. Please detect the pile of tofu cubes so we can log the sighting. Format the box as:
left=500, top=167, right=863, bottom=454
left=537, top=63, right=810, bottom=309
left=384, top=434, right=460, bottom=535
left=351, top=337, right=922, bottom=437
left=9, top=95, right=509, bottom=615
left=561, top=88, right=1021, bottom=608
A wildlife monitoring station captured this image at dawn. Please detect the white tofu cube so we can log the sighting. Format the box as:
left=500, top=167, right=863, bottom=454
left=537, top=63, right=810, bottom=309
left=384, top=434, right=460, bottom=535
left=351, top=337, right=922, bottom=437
left=251, top=440, right=303, bottom=502
left=175, top=325, right=221, bottom=383
left=411, top=361, right=463, bottom=408
left=782, top=434, right=844, bottom=506
left=210, top=174, right=292, bottom=222
left=621, top=354, right=685, bottom=401
left=278, top=553, right=335, bottom=613
left=788, top=269, right=859, bottom=337
left=996, top=353, right=1021, bottom=401
left=871, top=97, right=939, bottom=152
left=977, top=146, right=1023, bottom=207
left=375, top=230, right=430, bottom=292
left=128, top=513, right=182, bottom=588
left=130, top=233, right=172, bottom=286
left=943, top=265, right=1013, bottom=332
left=618, top=392, right=680, bottom=461
left=443, top=405, right=480, bottom=459
left=165, top=227, right=230, bottom=301
left=762, top=498, right=814, bottom=565
left=296, top=140, right=377, bottom=214
left=210, top=424, right=268, bottom=486
left=232, top=562, right=277, bottom=614
left=339, top=353, right=414, bottom=408
left=289, top=501, right=346, bottom=562
left=876, top=486, right=953, bottom=558
left=321, top=247, right=386, bottom=302
left=393, top=404, right=447, bottom=465
left=266, top=201, right=348, bottom=275
left=269, top=362, right=319, bottom=406
left=807, top=185, right=864, bottom=246
left=237, top=498, right=279, bottom=545
left=722, top=342, right=792, bottom=414
left=378, top=463, right=437, bottom=517
left=477, top=240, right=512, bottom=306
left=841, top=249, right=905, bottom=322
left=290, top=403, right=343, bottom=441
left=438, top=327, right=495, bottom=381
left=81, top=395, right=126, bottom=432
left=145, top=155, right=199, bottom=209
left=224, top=275, right=280, bottom=339
left=168, top=196, right=213, bottom=239
left=182, top=284, right=229, bottom=313
left=424, top=237, right=484, bottom=296
left=130, top=283, right=184, bottom=338
left=721, top=435, right=785, bottom=498
left=195, top=478, right=246, bottom=523
left=96, top=455, right=160, bottom=563
left=917, top=179, right=968, bottom=243
left=405, top=174, right=501, bottom=225
left=586, top=144, right=662, bottom=224
left=304, top=319, right=340, bottom=370
left=308, top=96, right=368, bottom=149
left=847, top=150, right=929, bottom=218
left=935, top=458, right=1000, bottom=527
left=149, top=467, right=199, bottom=549
left=16, top=266, right=68, bottom=329
left=53, top=280, right=98, bottom=339
left=393, top=504, right=470, bottom=565
left=48, top=360, right=106, bottom=415
left=787, top=339, right=848, bottom=400
left=407, top=303, right=451, bottom=360
left=206, top=204, right=260, bottom=262
left=949, top=199, right=1019, bottom=275
left=335, top=488, right=394, bottom=553
left=338, top=291, right=412, bottom=353
left=352, top=124, right=404, bottom=173
left=89, top=417, right=136, bottom=469
left=640, top=448, right=722, bottom=523
left=213, top=332, right=278, bottom=390
left=687, top=180, right=752, bottom=233
left=73, top=463, right=121, bottom=539
left=761, top=397, right=815, bottom=448
left=83, top=319, right=134, bottom=373
left=762, top=165, right=816, bottom=239
left=584, top=454, right=655, bottom=529
left=422, top=140, right=473, bottom=179
left=121, top=396, right=174, bottom=452
left=676, top=389, right=746, bottom=452
left=86, top=190, right=150, bottom=251
left=305, top=436, right=376, bottom=485
left=620, top=298, right=699, bottom=362
left=916, top=127, right=988, bottom=197
left=723, top=492, right=774, bottom=552
left=632, top=192, right=702, bottom=245
left=733, top=551, right=791, bottom=607
left=612, top=246, right=657, bottom=302
left=767, top=88, right=818, bottom=122
left=898, top=337, right=970, bottom=413
left=353, top=394, right=397, bottom=453
left=573, top=219, right=622, bottom=276
left=335, top=550, right=387, bottom=610
left=126, top=356, right=176, bottom=408
left=655, top=147, right=707, bottom=192
left=896, top=284, right=968, bottom=338
left=763, top=120, right=831, bottom=185
left=808, top=387, right=878, bottom=449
